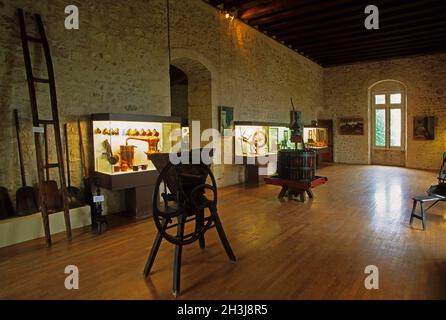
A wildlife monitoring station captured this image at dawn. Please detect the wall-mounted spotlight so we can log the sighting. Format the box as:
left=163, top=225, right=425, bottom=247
left=222, top=10, right=235, bottom=21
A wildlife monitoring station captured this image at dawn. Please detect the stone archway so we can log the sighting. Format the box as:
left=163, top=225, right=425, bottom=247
left=170, top=57, right=213, bottom=137
left=168, top=50, right=244, bottom=186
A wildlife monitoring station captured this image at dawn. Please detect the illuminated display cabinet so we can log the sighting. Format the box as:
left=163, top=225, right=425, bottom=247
left=233, top=121, right=291, bottom=184
left=234, top=121, right=292, bottom=158
left=90, top=113, right=181, bottom=218
left=303, top=121, right=334, bottom=166
left=303, top=126, right=329, bottom=149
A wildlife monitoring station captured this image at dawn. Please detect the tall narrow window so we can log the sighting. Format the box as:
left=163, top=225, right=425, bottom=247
left=372, top=92, right=404, bottom=149
left=375, top=109, right=386, bottom=147
left=390, top=109, right=401, bottom=147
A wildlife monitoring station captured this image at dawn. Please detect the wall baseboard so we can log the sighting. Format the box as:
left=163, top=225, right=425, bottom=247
left=0, top=206, right=91, bottom=249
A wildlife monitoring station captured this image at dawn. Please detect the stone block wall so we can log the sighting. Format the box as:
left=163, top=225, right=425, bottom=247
left=0, top=0, right=324, bottom=214
left=321, top=53, right=446, bottom=170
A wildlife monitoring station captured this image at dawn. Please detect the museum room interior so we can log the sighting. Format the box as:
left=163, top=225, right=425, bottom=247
left=0, top=0, right=446, bottom=300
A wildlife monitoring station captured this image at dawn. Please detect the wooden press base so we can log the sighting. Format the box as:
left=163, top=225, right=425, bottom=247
left=264, top=176, right=328, bottom=202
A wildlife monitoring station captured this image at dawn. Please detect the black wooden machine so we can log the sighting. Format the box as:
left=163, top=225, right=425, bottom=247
left=143, top=150, right=236, bottom=297
left=265, top=106, right=328, bottom=201
left=410, top=152, right=446, bottom=230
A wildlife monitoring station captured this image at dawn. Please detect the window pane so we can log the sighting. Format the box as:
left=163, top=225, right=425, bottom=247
left=390, top=93, right=401, bottom=104
left=375, top=94, right=385, bottom=104
left=375, top=109, right=386, bottom=147
left=390, top=109, right=401, bottom=147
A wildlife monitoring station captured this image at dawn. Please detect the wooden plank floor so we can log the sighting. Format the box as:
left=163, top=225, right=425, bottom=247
left=1, top=164, right=446, bottom=300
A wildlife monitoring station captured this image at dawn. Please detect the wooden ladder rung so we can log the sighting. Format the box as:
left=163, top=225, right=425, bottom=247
left=33, top=77, right=50, bottom=83
left=27, top=36, right=43, bottom=43
left=45, top=163, right=60, bottom=169
left=18, top=8, right=72, bottom=246
left=39, top=119, right=55, bottom=125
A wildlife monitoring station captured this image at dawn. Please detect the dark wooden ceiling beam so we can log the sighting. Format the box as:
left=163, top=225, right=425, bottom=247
left=249, top=0, right=359, bottom=26
left=324, top=47, right=446, bottom=67
left=284, top=24, right=446, bottom=53
left=310, top=36, right=446, bottom=61
left=274, top=5, right=445, bottom=42
left=240, top=0, right=311, bottom=21
left=292, top=23, right=446, bottom=51
left=324, top=40, right=446, bottom=60
left=222, top=0, right=269, bottom=11
left=280, top=5, right=446, bottom=45
left=205, top=0, right=446, bottom=66
left=261, top=0, right=429, bottom=33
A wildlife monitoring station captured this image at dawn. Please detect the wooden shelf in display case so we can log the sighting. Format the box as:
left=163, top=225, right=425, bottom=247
left=90, top=113, right=181, bottom=218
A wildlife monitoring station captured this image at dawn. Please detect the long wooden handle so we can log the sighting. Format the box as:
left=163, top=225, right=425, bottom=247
left=78, top=120, right=88, bottom=179
left=290, top=97, right=295, bottom=111
left=64, top=123, right=71, bottom=187
left=14, top=109, right=26, bottom=186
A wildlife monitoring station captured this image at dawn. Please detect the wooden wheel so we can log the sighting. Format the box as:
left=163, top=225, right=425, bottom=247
left=152, top=162, right=216, bottom=245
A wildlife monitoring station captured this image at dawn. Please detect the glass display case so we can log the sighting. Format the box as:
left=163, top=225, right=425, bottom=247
left=303, top=126, right=329, bottom=149
left=233, top=121, right=291, bottom=184
left=90, top=113, right=181, bottom=219
left=91, top=114, right=181, bottom=176
left=234, top=121, right=292, bottom=158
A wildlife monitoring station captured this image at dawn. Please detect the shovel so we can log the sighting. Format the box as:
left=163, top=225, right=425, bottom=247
left=40, top=125, right=62, bottom=212
left=0, top=187, right=14, bottom=220
left=14, top=109, right=38, bottom=216
left=64, top=123, right=83, bottom=208
left=78, top=120, right=93, bottom=206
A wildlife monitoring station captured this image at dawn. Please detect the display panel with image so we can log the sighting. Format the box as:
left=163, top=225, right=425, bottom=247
left=219, top=106, right=234, bottom=136
left=338, top=118, right=364, bottom=135
left=413, top=116, right=435, bottom=140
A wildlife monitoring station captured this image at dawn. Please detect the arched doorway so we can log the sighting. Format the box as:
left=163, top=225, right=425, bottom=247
left=369, top=80, right=407, bottom=166
left=169, top=57, right=213, bottom=147
left=170, top=65, right=189, bottom=128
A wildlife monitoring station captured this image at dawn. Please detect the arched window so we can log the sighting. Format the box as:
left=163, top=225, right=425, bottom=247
left=369, top=80, right=407, bottom=166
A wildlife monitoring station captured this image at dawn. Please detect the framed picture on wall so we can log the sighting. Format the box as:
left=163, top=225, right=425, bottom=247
left=338, top=118, right=364, bottom=135
left=218, top=106, right=234, bottom=136
left=413, top=116, right=435, bottom=140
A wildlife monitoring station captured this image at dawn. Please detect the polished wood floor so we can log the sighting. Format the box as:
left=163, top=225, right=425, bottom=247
left=1, top=164, right=446, bottom=300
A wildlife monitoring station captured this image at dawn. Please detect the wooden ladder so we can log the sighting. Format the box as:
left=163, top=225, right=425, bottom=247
left=17, top=9, right=72, bottom=246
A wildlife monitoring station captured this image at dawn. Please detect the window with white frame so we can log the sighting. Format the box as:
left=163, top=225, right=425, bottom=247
left=372, top=92, right=404, bottom=149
